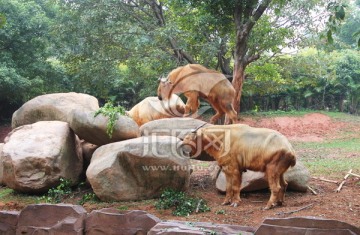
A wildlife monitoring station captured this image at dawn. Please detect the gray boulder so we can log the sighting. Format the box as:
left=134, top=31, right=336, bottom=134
left=85, top=209, right=161, bottom=235
left=2, top=121, right=83, bottom=193
left=70, top=110, right=139, bottom=146
left=86, top=136, right=191, bottom=201
left=12, top=92, right=99, bottom=128
left=140, top=118, right=214, bottom=161
left=140, top=117, right=211, bottom=139
left=215, top=161, right=310, bottom=193
left=16, top=204, right=87, bottom=235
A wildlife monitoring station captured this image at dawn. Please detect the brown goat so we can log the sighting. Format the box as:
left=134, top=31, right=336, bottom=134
left=157, top=64, right=237, bottom=124
left=182, top=124, right=296, bottom=209
left=127, top=94, right=185, bottom=126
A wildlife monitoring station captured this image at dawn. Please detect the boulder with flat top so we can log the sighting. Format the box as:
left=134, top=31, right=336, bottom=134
left=12, top=92, right=99, bottom=128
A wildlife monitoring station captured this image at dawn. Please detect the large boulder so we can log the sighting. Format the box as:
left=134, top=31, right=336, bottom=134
left=140, top=117, right=210, bottom=139
left=16, top=204, right=87, bottom=235
left=12, top=92, right=99, bottom=128
left=70, top=110, right=139, bottom=146
left=214, top=161, right=310, bottom=193
left=140, top=118, right=214, bottom=161
left=86, top=136, right=191, bottom=201
left=85, top=209, right=161, bottom=235
left=1, top=121, right=83, bottom=193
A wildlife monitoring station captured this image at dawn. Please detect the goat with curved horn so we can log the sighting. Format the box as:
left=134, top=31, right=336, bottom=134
left=157, top=64, right=237, bottom=124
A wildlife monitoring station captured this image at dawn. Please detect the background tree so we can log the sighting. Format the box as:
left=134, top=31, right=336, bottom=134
left=1, top=0, right=359, bottom=119
left=0, top=0, right=66, bottom=118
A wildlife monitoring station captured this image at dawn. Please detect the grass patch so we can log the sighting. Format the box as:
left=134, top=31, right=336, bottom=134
left=295, top=138, right=360, bottom=178
left=302, top=157, right=360, bottom=177
left=323, top=112, right=360, bottom=123
left=242, top=110, right=313, bottom=118
left=0, top=187, right=38, bottom=204
left=296, top=138, right=360, bottom=152
left=0, top=188, right=14, bottom=198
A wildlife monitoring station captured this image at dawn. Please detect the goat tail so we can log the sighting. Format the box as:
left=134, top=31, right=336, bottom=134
left=287, top=152, right=296, bottom=167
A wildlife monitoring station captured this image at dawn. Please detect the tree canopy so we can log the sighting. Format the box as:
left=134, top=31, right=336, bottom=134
left=0, top=0, right=359, bottom=119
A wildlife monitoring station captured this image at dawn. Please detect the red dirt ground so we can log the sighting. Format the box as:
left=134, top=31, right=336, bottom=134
left=0, top=113, right=359, bottom=228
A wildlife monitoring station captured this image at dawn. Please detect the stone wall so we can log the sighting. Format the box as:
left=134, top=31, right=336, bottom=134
left=0, top=203, right=358, bottom=235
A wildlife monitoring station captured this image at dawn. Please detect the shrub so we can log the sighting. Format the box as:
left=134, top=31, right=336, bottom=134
left=39, top=178, right=72, bottom=203
left=155, top=188, right=210, bottom=216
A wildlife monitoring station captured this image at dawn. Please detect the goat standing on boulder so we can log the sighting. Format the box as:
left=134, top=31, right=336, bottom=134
left=157, top=64, right=237, bottom=124
left=126, top=94, right=185, bottom=126
left=182, top=124, right=296, bottom=209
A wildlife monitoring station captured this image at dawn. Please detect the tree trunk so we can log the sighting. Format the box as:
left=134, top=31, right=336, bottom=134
left=232, top=60, right=246, bottom=113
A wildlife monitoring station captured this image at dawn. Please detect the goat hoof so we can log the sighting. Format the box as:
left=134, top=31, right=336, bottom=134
left=221, top=201, right=231, bottom=206
left=263, top=203, right=276, bottom=210
left=230, top=202, right=238, bottom=207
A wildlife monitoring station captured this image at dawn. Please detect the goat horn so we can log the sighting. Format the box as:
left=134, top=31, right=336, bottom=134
left=158, top=76, right=168, bottom=83
left=191, top=122, right=207, bottom=133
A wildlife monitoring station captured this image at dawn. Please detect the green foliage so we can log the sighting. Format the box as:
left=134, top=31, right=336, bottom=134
left=0, top=0, right=358, bottom=117
left=118, top=205, right=129, bottom=211
left=79, top=192, right=97, bottom=205
left=94, top=101, right=126, bottom=138
left=215, top=209, right=226, bottom=215
left=0, top=0, right=70, bottom=118
left=39, top=178, right=72, bottom=204
left=155, top=188, right=210, bottom=216
left=324, top=1, right=347, bottom=44
left=244, top=62, right=289, bottom=96
left=0, top=13, right=5, bottom=28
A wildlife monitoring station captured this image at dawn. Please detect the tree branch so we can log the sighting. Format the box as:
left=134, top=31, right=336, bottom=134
left=245, top=54, right=260, bottom=65
left=144, top=0, right=165, bottom=26
left=244, top=0, right=272, bottom=33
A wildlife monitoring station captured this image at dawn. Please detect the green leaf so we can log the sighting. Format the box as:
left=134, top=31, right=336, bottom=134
left=327, top=30, right=334, bottom=44
left=353, top=31, right=360, bottom=38
left=335, top=6, right=345, bottom=20
left=0, top=14, right=6, bottom=28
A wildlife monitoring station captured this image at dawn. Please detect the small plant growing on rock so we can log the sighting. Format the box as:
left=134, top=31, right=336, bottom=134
left=155, top=188, right=210, bottom=216
left=94, top=101, right=126, bottom=138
